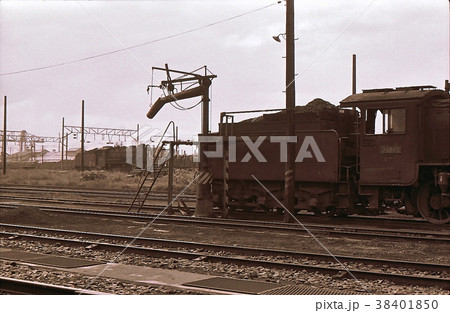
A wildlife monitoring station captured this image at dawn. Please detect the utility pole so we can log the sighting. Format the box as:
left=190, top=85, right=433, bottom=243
left=284, top=0, right=296, bottom=222
left=61, top=117, right=65, bottom=170
left=2, top=96, right=7, bottom=175
left=81, top=100, right=85, bottom=172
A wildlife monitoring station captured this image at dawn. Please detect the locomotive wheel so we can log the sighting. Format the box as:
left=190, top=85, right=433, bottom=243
left=417, top=182, right=450, bottom=224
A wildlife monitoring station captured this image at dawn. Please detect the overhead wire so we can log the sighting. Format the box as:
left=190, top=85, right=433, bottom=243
left=0, top=1, right=280, bottom=77
left=76, top=0, right=151, bottom=76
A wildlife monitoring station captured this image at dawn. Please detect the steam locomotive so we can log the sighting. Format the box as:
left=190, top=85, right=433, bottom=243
left=203, top=84, right=450, bottom=224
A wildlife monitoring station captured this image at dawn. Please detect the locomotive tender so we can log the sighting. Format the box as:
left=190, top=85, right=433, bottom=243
left=203, top=85, right=450, bottom=224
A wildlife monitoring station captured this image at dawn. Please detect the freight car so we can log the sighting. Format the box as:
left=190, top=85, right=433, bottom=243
left=203, top=85, right=450, bottom=224
left=74, top=146, right=129, bottom=170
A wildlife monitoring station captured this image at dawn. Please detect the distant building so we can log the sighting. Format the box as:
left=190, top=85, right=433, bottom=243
left=7, top=148, right=80, bottom=163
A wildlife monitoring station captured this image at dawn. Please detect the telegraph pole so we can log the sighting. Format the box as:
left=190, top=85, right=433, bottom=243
left=81, top=100, right=85, bottom=172
left=284, top=0, right=296, bottom=222
left=2, top=96, right=7, bottom=175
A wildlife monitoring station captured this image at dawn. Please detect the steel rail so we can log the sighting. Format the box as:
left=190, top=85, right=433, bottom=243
left=0, top=194, right=176, bottom=209
left=0, top=230, right=448, bottom=290
left=0, top=186, right=196, bottom=200
left=1, top=203, right=449, bottom=243
left=0, top=276, right=107, bottom=295
left=0, top=194, right=436, bottom=231
left=0, top=191, right=176, bottom=202
left=0, top=185, right=438, bottom=225
left=1, top=223, right=449, bottom=274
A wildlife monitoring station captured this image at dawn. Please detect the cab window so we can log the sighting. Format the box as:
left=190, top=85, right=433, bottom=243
left=365, top=108, right=405, bottom=134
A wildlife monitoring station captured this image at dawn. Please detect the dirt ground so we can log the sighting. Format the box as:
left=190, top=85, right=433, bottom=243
left=0, top=168, right=197, bottom=193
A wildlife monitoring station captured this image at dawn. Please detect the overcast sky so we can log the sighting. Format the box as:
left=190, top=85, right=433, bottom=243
left=0, top=0, right=448, bottom=147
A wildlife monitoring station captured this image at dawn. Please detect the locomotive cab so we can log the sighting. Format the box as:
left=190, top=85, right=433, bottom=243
left=341, top=86, right=450, bottom=224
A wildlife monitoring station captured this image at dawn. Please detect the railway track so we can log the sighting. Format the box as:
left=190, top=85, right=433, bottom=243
left=0, top=185, right=434, bottom=224
left=0, top=189, right=195, bottom=205
left=0, top=194, right=173, bottom=210
left=0, top=192, right=426, bottom=224
left=1, top=202, right=449, bottom=243
left=0, top=184, right=196, bottom=200
left=0, top=224, right=448, bottom=290
left=0, top=276, right=105, bottom=295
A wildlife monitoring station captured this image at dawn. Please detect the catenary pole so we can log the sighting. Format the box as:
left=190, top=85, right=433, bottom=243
left=81, top=100, right=85, bottom=172
left=2, top=96, right=7, bottom=175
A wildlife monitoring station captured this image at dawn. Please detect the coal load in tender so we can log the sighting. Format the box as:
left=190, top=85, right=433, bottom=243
left=240, top=98, right=338, bottom=124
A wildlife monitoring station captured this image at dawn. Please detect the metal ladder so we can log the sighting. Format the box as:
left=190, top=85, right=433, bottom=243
left=127, top=145, right=167, bottom=213
left=127, top=122, right=175, bottom=213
